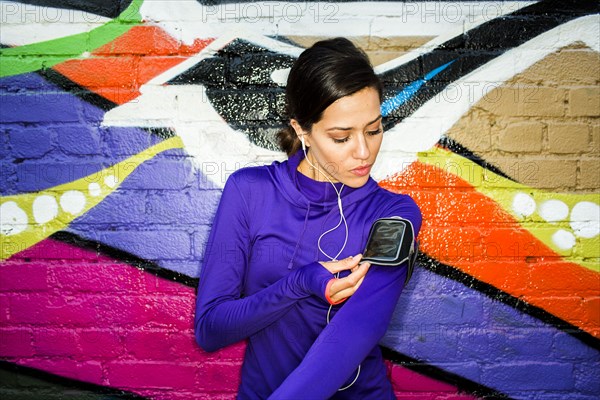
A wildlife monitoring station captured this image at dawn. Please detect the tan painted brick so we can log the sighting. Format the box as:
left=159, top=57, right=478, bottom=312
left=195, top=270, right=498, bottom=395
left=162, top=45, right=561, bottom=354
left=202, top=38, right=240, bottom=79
left=369, top=51, right=411, bottom=66
left=523, top=47, right=600, bottom=86
left=529, top=159, right=578, bottom=189
left=519, top=87, right=566, bottom=117
left=284, top=36, right=432, bottom=66
left=479, top=86, right=520, bottom=115
left=592, top=123, right=600, bottom=154
left=367, top=36, right=433, bottom=51
left=497, top=122, right=543, bottom=153
left=481, top=86, right=566, bottom=117
left=547, top=123, right=590, bottom=154
left=568, top=87, right=600, bottom=117
left=486, top=157, right=577, bottom=189
left=579, top=159, right=600, bottom=189
left=446, top=108, right=492, bottom=152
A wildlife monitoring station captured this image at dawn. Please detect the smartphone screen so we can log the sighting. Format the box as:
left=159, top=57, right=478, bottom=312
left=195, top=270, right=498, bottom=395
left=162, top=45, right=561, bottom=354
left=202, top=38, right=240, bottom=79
left=364, top=220, right=405, bottom=261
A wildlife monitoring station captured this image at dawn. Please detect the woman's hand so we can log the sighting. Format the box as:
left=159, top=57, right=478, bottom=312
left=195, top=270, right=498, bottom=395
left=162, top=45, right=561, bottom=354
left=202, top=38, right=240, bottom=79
left=319, top=254, right=371, bottom=304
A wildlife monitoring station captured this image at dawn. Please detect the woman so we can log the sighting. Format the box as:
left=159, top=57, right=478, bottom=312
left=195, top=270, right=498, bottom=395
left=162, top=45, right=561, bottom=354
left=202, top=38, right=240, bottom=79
left=195, top=37, right=422, bottom=399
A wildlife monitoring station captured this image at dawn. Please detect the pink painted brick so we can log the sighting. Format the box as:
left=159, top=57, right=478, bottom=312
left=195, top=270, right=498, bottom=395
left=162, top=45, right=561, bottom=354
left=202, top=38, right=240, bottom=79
left=390, top=364, right=458, bottom=392
left=196, top=361, right=242, bottom=392
left=49, top=263, right=145, bottom=293
left=23, top=359, right=104, bottom=384
left=33, top=328, right=78, bottom=357
left=148, top=294, right=195, bottom=330
left=9, top=238, right=98, bottom=260
left=144, top=272, right=190, bottom=294
left=7, top=293, right=53, bottom=324
left=78, top=329, right=124, bottom=358
left=9, top=293, right=97, bottom=326
left=107, top=361, right=198, bottom=390
left=94, top=295, right=154, bottom=326
left=137, top=390, right=234, bottom=400
left=395, top=393, right=445, bottom=399
left=124, top=329, right=175, bottom=360
left=169, top=330, right=223, bottom=363
left=0, top=328, right=34, bottom=357
left=0, top=262, right=48, bottom=291
left=0, top=295, right=10, bottom=324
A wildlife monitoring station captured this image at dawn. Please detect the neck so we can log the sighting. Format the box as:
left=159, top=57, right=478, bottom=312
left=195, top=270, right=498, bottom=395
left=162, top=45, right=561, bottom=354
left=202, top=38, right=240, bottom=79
left=298, top=154, right=339, bottom=183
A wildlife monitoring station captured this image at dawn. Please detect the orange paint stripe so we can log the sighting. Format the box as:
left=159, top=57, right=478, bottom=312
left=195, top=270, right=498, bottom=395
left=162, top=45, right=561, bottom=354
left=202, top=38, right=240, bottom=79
left=380, top=161, right=600, bottom=338
left=53, top=26, right=214, bottom=104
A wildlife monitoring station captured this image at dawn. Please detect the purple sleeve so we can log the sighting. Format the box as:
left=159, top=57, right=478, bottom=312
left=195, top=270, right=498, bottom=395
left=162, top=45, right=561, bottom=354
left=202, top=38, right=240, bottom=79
left=269, top=197, right=422, bottom=399
left=194, top=175, right=333, bottom=352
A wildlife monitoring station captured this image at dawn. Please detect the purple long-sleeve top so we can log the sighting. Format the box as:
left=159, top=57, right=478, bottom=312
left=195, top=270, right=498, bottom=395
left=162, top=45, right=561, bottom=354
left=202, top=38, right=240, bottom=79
left=194, top=149, right=422, bottom=399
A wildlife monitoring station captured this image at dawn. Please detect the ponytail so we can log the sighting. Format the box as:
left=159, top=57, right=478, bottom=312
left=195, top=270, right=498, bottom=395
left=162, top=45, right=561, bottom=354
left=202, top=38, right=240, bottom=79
left=277, top=125, right=302, bottom=156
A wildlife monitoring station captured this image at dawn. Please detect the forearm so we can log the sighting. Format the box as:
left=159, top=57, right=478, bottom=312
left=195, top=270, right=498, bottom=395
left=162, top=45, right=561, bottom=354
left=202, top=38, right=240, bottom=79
left=195, top=261, right=333, bottom=352
left=269, top=265, right=407, bottom=398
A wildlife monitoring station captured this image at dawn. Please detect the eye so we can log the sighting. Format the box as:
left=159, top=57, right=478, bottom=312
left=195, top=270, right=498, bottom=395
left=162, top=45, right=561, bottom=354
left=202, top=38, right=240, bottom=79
left=332, top=137, right=350, bottom=144
left=367, top=129, right=383, bottom=136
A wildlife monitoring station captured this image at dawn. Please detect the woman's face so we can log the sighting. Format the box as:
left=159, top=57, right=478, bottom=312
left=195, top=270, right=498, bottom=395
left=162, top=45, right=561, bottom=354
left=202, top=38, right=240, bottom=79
left=293, top=86, right=383, bottom=188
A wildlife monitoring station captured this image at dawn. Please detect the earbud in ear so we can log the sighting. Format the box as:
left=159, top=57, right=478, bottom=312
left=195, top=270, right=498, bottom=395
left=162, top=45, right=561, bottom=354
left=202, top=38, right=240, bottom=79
left=301, top=136, right=306, bottom=151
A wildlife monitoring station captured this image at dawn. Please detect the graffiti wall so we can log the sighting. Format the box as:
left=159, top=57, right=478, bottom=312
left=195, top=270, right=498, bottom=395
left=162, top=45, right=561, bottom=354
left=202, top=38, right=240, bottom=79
left=1, top=0, right=599, bottom=398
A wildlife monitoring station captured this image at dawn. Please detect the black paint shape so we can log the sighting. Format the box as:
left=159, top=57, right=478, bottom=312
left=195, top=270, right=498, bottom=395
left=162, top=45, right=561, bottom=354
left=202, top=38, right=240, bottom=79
left=0, top=361, right=147, bottom=399
left=170, top=57, right=226, bottom=87
left=379, top=347, right=512, bottom=399
left=437, top=137, right=513, bottom=181
left=169, top=39, right=295, bottom=151
left=50, top=231, right=199, bottom=288
left=39, top=68, right=118, bottom=112
left=217, top=38, right=271, bottom=56
left=417, top=253, right=600, bottom=351
left=169, top=38, right=295, bottom=89
left=13, top=0, right=134, bottom=19
left=174, top=0, right=598, bottom=152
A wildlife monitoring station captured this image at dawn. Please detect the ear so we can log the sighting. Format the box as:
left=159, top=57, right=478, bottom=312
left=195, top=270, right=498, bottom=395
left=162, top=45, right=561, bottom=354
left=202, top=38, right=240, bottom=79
left=290, top=119, right=310, bottom=147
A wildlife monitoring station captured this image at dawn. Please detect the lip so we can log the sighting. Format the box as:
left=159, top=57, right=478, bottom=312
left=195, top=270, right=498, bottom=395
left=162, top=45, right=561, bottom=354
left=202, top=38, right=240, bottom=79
left=351, top=164, right=372, bottom=177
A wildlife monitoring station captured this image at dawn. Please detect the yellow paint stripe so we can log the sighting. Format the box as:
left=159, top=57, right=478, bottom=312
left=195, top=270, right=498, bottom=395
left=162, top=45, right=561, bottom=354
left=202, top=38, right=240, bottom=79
left=417, top=147, right=599, bottom=272
left=0, top=136, right=184, bottom=260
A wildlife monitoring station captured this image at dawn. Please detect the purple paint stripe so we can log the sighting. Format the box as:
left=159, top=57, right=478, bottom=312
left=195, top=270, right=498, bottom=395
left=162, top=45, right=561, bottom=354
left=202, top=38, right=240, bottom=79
left=1, top=238, right=243, bottom=396
left=64, top=148, right=220, bottom=278
left=0, top=73, right=165, bottom=195
left=382, top=266, right=600, bottom=399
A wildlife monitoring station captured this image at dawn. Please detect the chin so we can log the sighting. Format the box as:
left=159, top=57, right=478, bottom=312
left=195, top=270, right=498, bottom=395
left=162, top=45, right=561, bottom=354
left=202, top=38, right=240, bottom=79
left=342, top=176, right=370, bottom=188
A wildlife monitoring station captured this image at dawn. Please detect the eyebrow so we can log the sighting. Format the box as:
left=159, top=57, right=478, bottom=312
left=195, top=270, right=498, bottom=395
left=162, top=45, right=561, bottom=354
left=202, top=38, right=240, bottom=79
left=325, top=114, right=382, bottom=132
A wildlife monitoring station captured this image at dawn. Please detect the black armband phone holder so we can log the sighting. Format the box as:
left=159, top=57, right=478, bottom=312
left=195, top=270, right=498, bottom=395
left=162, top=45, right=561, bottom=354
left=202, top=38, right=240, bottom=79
left=361, top=217, right=419, bottom=286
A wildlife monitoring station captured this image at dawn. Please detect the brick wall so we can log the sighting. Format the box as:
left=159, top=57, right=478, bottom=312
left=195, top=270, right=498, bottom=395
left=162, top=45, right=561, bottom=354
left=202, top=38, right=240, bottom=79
left=1, top=1, right=599, bottom=399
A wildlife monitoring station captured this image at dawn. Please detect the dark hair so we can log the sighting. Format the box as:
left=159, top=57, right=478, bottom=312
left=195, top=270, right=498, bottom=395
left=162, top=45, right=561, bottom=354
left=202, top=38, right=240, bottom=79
left=277, top=37, right=383, bottom=155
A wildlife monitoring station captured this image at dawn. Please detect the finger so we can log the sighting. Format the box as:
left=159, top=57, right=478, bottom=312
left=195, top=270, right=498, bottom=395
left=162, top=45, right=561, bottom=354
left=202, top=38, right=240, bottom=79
left=350, top=258, right=369, bottom=273
left=330, top=276, right=367, bottom=302
left=348, top=262, right=370, bottom=279
left=320, top=254, right=364, bottom=274
left=319, top=260, right=344, bottom=274
left=330, top=277, right=358, bottom=293
left=333, top=254, right=363, bottom=273
left=330, top=266, right=368, bottom=293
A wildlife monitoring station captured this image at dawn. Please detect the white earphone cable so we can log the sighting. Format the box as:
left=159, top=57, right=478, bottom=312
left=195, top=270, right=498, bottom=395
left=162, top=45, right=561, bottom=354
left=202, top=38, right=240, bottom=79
left=301, top=138, right=360, bottom=391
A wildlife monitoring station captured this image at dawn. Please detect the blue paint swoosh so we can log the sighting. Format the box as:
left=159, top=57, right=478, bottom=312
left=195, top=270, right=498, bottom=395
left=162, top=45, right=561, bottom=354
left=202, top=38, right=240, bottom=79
left=381, top=60, right=456, bottom=117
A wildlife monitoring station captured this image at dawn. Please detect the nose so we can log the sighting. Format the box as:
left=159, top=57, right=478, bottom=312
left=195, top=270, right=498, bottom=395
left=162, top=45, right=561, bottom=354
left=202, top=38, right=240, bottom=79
left=353, top=134, right=370, bottom=160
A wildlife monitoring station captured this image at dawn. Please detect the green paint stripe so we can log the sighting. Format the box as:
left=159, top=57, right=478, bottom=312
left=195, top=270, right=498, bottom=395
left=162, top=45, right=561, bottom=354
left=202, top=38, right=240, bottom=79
left=0, top=0, right=144, bottom=78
